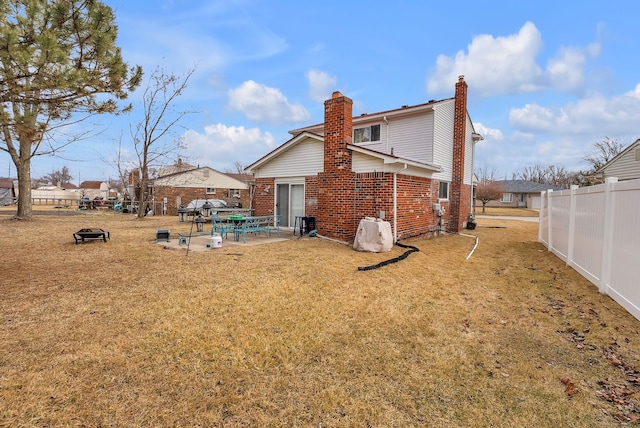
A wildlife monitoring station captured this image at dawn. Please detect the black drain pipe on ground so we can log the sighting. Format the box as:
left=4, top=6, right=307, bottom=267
left=357, top=241, right=420, bottom=271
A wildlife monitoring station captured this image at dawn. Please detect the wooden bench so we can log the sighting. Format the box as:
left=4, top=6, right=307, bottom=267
left=73, top=228, right=110, bottom=244
left=233, top=215, right=281, bottom=243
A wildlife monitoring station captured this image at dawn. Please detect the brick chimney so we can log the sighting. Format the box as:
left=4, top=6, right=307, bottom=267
left=448, top=75, right=470, bottom=232
left=317, top=91, right=356, bottom=241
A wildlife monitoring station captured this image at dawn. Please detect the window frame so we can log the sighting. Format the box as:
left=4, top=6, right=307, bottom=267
left=438, top=182, right=449, bottom=200
left=501, top=193, right=513, bottom=203
left=353, top=124, right=381, bottom=144
left=206, top=187, right=216, bottom=194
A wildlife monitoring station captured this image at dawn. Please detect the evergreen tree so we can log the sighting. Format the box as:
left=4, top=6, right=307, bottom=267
left=0, top=0, right=142, bottom=217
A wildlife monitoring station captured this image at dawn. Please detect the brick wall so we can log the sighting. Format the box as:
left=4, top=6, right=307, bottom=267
left=351, top=172, right=441, bottom=241
left=253, top=177, right=276, bottom=216
left=305, top=176, right=319, bottom=218
left=153, top=187, right=204, bottom=215
left=394, top=174, right=440, bottom=239
left=353, top=171, right=392, bottom=220
left=153, top=186, right=252, bottom=216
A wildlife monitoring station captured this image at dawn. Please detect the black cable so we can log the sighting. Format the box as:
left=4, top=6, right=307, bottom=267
left=357, top=241, right=420, bottom=271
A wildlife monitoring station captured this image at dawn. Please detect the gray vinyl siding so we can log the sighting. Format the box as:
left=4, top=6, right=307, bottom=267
left=602, top=141, right=640, bottom=181
left=352, top=152, right=434, bottom=178
left=431, top=100, right=454, bottom=182
left=389, top=113, right=434, bottom=161
left=353, top=112, right=435, bottom=163
left=254, top=137, right=324, bottom=178
left=352, top=152, right=388, bottom=173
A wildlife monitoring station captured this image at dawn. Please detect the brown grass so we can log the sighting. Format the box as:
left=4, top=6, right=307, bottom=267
left=1, top=209, right=639, bottom=427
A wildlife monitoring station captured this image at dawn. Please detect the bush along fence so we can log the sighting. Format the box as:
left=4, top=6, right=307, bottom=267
left=538, top=177, right=640, bottom=321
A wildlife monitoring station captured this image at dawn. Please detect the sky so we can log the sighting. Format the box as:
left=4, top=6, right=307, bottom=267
left=4, top=0, right=640, bottom=184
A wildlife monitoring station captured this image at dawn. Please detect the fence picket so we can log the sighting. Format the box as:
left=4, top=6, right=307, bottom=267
left=540, top=177, right=640, bottom=321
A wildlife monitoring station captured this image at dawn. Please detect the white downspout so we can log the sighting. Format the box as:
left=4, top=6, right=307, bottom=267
left=470, top=133, right=483, bottom=220
left=393, top=163, right=408, bottom=242
left=470, top=140, right=475, bottom=215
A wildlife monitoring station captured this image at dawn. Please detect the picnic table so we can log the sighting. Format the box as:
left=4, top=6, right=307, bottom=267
left=73, top=228, right=110, bottom=244
left=211, top=214, right=281, bottom=243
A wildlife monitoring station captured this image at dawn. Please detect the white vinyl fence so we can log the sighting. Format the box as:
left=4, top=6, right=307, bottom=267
left=538, top=177, right=640, bottom=321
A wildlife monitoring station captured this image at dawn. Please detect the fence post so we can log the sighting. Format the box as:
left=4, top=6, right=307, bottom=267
left=538, top=191, right=544, bottom=243
left=566, top=185, right=579, bottom=267
left=599, top=177, right=618, bottom=294
left=546, top=190, right=553, bottom=251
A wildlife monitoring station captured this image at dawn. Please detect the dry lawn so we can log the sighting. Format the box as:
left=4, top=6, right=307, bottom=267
left=1, top=207, right=640, bottom=427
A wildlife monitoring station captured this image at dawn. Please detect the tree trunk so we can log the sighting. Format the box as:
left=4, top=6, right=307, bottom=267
left=137, top=172, right=148, bottom=218
left=481, top=202, right=486, bottom=213
left=16, top=160, right=33, bottom=218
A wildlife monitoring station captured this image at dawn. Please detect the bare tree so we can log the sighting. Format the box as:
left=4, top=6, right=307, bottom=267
left=224, top=161, right=246, bottom=174
left=583, top=137, right=625, bottom=171
left=512, top=164, right=580, bottom=189
left=512, top=165, right=547, bottom=184
left=40, top=166, right=73, bottom=187
left=476, top=166, right=500, bottom=183
left=475, top=180, right=504, bottom=213
left=130, top=66, right=195, bottom=217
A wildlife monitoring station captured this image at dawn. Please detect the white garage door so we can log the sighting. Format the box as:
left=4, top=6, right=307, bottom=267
left=531, top=196, right=541, bottom=210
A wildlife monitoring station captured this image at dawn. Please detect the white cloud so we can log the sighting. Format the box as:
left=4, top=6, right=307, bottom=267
left=428, top=22, right=543, bottom=96
left=182, top=123, right=276, bottom=170
left=227, top=80, right=311, bottom=124
left=474, top=122, right=504, bottom=141
left=427, top=22, right=600, bottom=97
left=510, top=85, right=640, bottom=135
left=306, top=69, right=337, bottom=102
left=545, top=46, right=588, bottom=90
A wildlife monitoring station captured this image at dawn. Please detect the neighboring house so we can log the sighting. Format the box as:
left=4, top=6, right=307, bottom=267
left=79, top=181, right=109, bottom=199
left=478, top=180, right=564, bottom=210
left=155, top=158, right=197, bottom=178
left=245, top=76, right=482, bottom=242
left=32, top=184, right=80, bottom=202
left=152, top=167, right=251, bottom=215
left=594, top=138, right=640, bottom=182
left=0, top=179, right=15, bottom=205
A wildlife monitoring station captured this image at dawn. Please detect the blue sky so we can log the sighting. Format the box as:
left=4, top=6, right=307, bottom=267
left=5, top=0, right=640, bottom=184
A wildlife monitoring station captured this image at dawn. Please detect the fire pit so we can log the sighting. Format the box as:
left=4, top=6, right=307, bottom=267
left=73, top=228, right=110, bottom=244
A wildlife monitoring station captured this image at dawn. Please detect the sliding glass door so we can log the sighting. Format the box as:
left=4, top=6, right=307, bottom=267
left=276, top=182, right=304, bottom=227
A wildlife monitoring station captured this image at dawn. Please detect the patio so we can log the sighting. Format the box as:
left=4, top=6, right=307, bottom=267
left=157, top=229, right=296, bottom=252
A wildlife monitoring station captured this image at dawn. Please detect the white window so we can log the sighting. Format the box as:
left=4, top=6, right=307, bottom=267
left=206, top=187, right=216, bottom=194
left=354, top=124, right=380, bottom=143
left=501, top=193, right=513, bottom=203
left=438, top=182, right=449, bottom=200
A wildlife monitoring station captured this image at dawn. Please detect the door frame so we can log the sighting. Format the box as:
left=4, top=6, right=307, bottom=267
left=274, top=178, right=305, bottom=228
